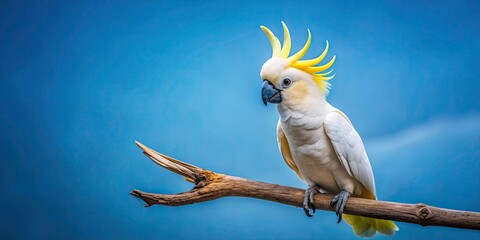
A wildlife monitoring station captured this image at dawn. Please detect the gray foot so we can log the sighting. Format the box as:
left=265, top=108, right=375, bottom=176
left=330, top=190, right=351, bottom=223
left=303, top=185, right=319, bottom=217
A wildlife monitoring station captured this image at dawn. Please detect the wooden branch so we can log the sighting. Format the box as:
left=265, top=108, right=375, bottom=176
left=131, top=141, right=480, bottom=231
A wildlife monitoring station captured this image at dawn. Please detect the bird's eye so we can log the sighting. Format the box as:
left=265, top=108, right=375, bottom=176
left=282, top=78, right=292, bottom=87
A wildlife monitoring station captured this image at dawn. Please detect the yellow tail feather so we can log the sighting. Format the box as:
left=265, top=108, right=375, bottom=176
left=343, top=214, right=399, bottom=237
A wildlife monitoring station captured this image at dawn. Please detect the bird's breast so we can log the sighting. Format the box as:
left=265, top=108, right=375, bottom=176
left=280, top=113, right=343, bottom=192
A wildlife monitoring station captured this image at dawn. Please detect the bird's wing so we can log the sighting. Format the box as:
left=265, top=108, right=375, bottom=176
left=277, top=120, right=304, bottom=180
left=324, top=110, right=376, bottom=199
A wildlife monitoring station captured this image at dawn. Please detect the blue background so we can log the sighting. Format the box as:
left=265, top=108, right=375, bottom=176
left=1, top=0, right=479, bottom=239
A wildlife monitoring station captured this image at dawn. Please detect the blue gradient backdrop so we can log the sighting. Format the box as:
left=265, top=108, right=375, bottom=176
left=1, top=1, right=479, bottom=239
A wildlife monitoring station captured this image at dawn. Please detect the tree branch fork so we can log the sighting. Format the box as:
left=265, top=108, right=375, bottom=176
left=131, top=141, right=480, bottom=230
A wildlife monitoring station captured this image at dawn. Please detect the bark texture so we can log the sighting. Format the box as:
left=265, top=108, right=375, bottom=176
left=131, top=141, right=480, bottom=230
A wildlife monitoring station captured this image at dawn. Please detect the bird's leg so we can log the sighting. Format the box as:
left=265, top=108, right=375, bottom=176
left=330, top=190, right=351, bottom=223
left=303, top=185, right=320, bottom=217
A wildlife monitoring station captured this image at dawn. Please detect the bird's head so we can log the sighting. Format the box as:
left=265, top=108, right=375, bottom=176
left=260, top=22, right=336, bottom=107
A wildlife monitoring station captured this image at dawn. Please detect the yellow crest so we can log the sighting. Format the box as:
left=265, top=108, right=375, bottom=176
left=260, top=22, right=336, bottom=94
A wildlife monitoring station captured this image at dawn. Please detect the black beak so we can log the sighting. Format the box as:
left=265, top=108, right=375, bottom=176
left=261, top=80, right=282, bottom=106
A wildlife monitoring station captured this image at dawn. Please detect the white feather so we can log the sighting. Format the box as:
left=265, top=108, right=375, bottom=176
left=324, top=110, right=377, bottom=198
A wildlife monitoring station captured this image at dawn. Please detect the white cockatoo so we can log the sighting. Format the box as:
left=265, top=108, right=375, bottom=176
left=260, top=22, right=399, bottom=237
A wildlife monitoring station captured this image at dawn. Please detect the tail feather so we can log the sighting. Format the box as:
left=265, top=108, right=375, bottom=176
left=343, top=214, right=399, bottom=237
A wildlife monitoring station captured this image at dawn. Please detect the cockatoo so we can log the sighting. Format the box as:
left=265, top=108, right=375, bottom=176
left=259, top=22, right=399, bottom=237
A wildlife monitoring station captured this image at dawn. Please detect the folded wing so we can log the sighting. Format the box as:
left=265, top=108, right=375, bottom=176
left=324, top=110, right=376, bottom=199
left=277, top=120, right=304, bottom=180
